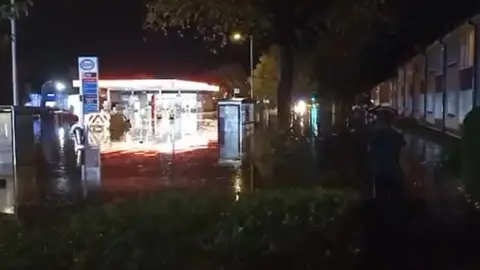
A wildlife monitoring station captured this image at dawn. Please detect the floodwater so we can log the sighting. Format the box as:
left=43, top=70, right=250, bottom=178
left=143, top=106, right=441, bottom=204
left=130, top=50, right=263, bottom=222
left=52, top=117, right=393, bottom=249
left=0, top=112, right=231, bottom=216
left=2, top=108, right=476, bottom=268
left=99, top=113, right=230, bottom=193
left=0, top=109, right=466, bottom=219
left=401, top=130, right=466, bottom=214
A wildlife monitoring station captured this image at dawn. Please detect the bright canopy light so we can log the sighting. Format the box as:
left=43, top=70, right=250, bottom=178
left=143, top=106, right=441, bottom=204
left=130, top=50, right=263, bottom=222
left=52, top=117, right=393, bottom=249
left=71, top=79, right=219, bottom=92
left=294, top=100, right=307, bottom=115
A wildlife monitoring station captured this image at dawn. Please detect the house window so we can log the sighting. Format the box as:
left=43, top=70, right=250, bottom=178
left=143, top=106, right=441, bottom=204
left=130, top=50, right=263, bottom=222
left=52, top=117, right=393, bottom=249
left=460, top=66, right=474, bottom=90
left=435, top=75, right=444, bottom=93
left=398, top=70, right=404, bottom=85
left=460, top=29, right=475, bottom=69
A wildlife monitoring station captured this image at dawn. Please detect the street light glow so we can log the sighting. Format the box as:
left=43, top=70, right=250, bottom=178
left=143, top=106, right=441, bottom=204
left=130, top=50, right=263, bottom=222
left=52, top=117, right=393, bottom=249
left=294, top=100, right=307, bottom=115
left=55, top=82, right=66, bottom=91
left=230, top=31, right=254, bottom=98
left=231, top=32, right=244, bottom=42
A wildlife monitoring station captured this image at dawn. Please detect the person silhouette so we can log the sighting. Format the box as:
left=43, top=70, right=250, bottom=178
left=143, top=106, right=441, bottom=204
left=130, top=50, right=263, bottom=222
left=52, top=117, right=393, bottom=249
left=368, top=109, right=406, bottom=200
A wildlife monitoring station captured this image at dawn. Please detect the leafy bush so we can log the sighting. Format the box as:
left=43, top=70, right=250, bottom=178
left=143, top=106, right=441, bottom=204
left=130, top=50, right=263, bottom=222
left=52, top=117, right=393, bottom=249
left=461, top=107, right=480, bottom=199
left=249, top=128, right=322, bottom=185
left=0, top=189, right=359, bottom=270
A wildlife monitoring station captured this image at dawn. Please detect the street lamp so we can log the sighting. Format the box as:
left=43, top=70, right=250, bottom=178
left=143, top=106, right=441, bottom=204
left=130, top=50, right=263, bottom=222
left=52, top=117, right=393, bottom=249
left=9, top=0, right=19, bottom=105
left=231, top=32, right=242, bottom=41
left=230, top=32, right=254, bottom=99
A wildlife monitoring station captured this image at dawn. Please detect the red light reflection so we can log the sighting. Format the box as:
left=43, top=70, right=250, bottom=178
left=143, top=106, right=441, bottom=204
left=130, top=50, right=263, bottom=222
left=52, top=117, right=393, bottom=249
left=99, top=129, right=226, bottom=192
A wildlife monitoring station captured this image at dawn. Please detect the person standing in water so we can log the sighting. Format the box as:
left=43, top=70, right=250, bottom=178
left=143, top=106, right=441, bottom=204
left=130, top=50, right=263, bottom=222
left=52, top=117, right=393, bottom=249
left=368, top=109, right=406, bottom=200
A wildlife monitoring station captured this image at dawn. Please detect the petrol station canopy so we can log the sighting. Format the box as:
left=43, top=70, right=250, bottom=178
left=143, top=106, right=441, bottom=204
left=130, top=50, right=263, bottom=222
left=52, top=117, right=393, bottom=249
left=72, top=79, right=219, bottom=92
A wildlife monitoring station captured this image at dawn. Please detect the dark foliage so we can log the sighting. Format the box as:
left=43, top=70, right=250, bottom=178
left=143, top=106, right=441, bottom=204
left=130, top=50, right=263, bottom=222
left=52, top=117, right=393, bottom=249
left=0, top=189, right=359, bottom=270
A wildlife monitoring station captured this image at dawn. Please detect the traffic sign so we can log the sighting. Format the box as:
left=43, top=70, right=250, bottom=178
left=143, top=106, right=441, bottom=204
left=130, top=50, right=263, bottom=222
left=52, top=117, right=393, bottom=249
left=87, top=130, right=109, bottom=147
left=86, top=113, right=110, bottom=129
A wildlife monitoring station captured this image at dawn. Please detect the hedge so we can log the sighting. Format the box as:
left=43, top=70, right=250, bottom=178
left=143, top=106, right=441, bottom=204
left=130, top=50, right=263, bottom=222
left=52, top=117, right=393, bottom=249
left=0, top=189, right=359, bottom=270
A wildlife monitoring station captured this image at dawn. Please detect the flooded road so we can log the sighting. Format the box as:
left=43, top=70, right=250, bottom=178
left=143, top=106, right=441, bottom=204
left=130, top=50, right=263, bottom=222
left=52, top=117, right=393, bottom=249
left=2, top=110, right=477, bottom=268
left=99, top=113, right=231, bottom=192
left=401, top=129, right=466, bottom=217
left=0, top=109, right=468, bottom=219
left=0, top=113, right=235, bottom=215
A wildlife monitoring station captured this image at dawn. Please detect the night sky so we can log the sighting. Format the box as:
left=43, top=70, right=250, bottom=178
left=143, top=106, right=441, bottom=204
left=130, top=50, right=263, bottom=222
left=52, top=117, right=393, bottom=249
left=0, top=0, right=247, bottom=101
left=2, top=0, right=480, bottom=104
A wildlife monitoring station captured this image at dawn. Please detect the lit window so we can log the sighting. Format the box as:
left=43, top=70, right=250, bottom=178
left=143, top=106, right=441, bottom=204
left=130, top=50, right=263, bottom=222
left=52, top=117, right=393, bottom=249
left=460, top=29, right=475, bottom=69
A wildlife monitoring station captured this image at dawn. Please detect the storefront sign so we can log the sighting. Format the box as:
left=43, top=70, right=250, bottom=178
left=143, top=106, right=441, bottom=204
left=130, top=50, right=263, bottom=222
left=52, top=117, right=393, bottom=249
left=78, top=57, right=99, bottom=115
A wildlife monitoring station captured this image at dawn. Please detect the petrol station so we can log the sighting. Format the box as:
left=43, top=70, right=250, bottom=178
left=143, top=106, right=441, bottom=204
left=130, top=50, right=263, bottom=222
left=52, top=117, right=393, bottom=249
left=0, top=55, right=255, bottom=215
left=71, top=57, right=223, bottom=184
left=70, top=78, right=219, bottom=126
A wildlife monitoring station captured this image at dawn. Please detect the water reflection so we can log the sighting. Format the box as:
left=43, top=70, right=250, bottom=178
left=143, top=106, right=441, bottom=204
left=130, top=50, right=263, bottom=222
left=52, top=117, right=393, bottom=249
left=233, top=168, right=243, bottom=201
left=102, top=114, right=217, bottom=155
left=58, top=127, right=65, bottom=148
left=100, top=113, right=222, bottom=191
left=36, top=122, right=82, bottom=200
left=0, top=107, right=329, bottom=217
left=310, top=104, right=319, bottom=137
left=0, top=112, right=226, bottom=218
left=400, top=131, right=465, bottom=207
left=0, top=120, right=82, bottom=216
left=0, top=165, right=15, bottom=214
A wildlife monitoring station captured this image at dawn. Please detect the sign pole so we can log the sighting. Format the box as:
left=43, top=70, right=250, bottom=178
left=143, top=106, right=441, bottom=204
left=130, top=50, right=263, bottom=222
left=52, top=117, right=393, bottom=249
left=249, top=35, right=254, bottom=99
left=78, top=56, right=101, bottom=184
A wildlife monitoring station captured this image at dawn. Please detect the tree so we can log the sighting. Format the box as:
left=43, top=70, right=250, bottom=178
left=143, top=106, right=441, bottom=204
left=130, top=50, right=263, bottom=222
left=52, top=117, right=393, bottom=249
left=1, top=0, right=31, bottom=75
left=292, top=51, right=319, bottom=97
left=1, top=0, right=31, bottom=47
left=204, top=63, right=249, bottom=97
left=252, top=45, right=318, bottom=105
left=0, top=0, right=31, bottom=20
left=144, top=0, right=381, bottom=127
left=252, top=45, right=279, bottom=105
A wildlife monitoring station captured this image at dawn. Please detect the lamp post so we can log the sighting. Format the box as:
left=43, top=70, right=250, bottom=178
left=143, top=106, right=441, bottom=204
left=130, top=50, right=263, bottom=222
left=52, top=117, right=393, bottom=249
left=41, top=80, right=66, bottom=106
left=10, top=0, right=19, bottom=105
left=231, top=32, right=254, bottom=99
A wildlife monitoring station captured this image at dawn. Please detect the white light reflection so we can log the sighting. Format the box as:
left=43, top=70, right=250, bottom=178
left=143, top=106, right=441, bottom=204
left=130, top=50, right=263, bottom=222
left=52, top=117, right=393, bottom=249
left=3, top=207, right=14, bottom=214
left=294, top=100, right=307, bottom=115
left=0, top=176, right=15, bottom=215
left=233, top=169, right=243, bottom=201
left=311, top=105, right=319, bottom=137
left=102, top=127, right=217, bottom=154
left=58, top=127, right=65, bottom=148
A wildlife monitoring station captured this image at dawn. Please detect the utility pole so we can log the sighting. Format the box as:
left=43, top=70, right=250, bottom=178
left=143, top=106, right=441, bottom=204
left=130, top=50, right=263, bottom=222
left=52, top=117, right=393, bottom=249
left=249, top=35, right=254, bottom=99
left=10, top=0, right=19, bottom=105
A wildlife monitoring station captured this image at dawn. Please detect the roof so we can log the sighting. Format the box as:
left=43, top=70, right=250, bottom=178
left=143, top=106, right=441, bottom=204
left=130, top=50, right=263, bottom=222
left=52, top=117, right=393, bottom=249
left=218, top=97, right=255, bottom=104
left=72, top=79, right=219, bottom=92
